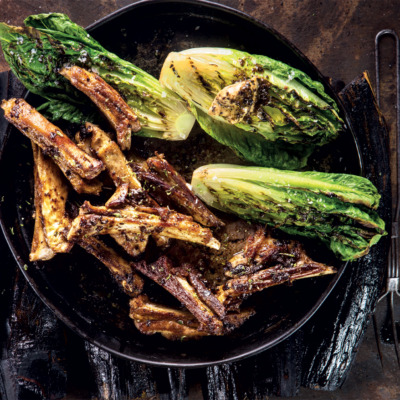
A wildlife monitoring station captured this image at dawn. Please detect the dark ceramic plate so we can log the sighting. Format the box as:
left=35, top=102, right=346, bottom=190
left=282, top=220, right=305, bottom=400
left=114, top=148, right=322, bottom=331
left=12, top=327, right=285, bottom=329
left=0, top=0, right=362, bottom=367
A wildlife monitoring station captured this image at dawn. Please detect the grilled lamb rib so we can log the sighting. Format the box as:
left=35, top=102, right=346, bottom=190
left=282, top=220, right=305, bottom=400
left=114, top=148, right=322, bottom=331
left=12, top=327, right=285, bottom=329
left=60, top=66, right=140, bottom=150
left=218, top=228, right=336, bottom=309
left=130, top=294, right=254, bottom=340
left=1, top=98, right=104, bottom=180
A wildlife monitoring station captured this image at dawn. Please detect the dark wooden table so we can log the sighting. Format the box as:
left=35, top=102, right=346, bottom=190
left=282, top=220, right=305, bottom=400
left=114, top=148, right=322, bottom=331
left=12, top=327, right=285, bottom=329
left=1, top=1, right=399, bottom=399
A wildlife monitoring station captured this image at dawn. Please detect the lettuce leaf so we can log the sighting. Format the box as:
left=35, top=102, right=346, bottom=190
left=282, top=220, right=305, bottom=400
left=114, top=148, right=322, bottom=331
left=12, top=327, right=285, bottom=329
left=0, top=13, right=195, bottom=140
left=192, top=164, right=386, bottom=261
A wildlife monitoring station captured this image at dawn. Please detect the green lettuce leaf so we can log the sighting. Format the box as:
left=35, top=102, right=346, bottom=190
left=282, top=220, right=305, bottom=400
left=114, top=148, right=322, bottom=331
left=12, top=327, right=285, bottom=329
left=191, top=104, right=315, bottom=170
left=0, top=13, right=195, bottom=140
left=192, top=164, right=386, bottom=261
left=160, top=47, right=344, bottom=168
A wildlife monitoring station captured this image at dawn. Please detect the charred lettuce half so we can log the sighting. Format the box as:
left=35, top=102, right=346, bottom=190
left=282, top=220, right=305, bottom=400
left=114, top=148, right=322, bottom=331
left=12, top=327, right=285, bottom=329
left=0, top=13, right=195, bottom=140
left=160, top=48, right=344, bottom=169
left=191, top=164, right=386, bottom=261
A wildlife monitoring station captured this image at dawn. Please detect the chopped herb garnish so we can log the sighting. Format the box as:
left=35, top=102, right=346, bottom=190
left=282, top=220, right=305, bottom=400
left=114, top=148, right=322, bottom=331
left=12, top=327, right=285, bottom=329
left=279, top=253, right=295, bottom=257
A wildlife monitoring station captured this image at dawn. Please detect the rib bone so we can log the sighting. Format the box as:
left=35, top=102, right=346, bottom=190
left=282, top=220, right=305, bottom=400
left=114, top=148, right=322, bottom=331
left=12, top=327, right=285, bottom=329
left=78, top=236, right=143, bottom=297
left=30, top=144, right=56, bottom=261
left=31, top=143, right=72, bottom=254
left=68, top=203, right=220, bottom=250
left=134, top=257, right=224, bottom=335
left=1, top=98, right=104, bottom=180
left=86, top=123, right=142, bottom=190
left=219, top=261, right=335, bottom=308
left=60, top=66, right=140, bottom=150
left=145, top=153, right=223, bottom=227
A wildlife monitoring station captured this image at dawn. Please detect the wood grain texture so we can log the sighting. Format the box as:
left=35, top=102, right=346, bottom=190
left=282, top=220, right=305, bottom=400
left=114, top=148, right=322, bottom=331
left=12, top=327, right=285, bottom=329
left=0, top=0, right=397, bottom=81
left=0, top=271, right=67, bottom=400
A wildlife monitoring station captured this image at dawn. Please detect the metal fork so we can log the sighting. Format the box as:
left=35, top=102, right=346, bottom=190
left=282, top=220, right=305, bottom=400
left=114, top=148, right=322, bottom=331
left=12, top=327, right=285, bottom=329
left=372, top=29, right=400, bottom=368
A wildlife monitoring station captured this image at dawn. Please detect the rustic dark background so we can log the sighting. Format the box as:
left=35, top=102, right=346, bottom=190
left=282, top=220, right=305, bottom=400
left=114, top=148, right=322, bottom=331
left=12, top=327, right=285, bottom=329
left=0, top=1, right=399, bottom=399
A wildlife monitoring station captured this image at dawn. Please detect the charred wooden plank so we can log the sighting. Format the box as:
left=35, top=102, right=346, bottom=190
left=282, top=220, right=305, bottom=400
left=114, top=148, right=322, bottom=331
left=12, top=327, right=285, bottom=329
left=203, top=364, right=241, bottom=400
left=85, top=342, right=157, bottom=400
left=0, top=269, right=67, bottom=400
left=60, top=66, right=140, bottom=150
left=300, top=72, right=391, bottom=389
left=1, top=98, right=104, bottom=179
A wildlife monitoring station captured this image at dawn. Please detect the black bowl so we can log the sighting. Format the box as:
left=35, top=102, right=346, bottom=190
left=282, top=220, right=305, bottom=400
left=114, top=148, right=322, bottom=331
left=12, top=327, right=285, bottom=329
left=0, top=0, right=362, bottom=367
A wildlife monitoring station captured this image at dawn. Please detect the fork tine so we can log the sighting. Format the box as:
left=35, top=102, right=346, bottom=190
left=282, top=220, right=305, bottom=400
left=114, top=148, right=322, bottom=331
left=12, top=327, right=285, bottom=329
left=390, top=239, right=395, bottom=278
left=372, top=312, right=385, bottom=369
left=389, top=292, right=400, bottom=368
left=392, top=230, right=398, bottom=278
